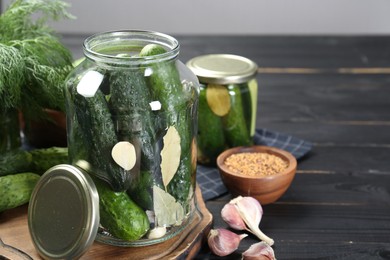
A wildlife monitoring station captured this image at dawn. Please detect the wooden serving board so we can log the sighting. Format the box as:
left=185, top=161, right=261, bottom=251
left=0, top=185, right=212, bottom=259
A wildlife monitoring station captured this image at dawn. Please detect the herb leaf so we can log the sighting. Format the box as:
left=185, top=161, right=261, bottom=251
left=160, top=126, right=181, bottom=188
left=0, top=0, right=74, bottom=119
left=153, top=185, right=184, bottom=226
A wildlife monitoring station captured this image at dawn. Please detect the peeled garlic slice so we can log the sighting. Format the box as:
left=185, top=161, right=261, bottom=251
left=147, top=226, right=167, bottom=239
left=76, top=70, right=104, bottom=97
left=206, top=84, right=231, bottom=116
left=111, top=141, right=136, bottom=171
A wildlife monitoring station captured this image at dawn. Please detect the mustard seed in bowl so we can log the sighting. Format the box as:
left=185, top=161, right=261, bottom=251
left=224, top=152, right=288, bottom=176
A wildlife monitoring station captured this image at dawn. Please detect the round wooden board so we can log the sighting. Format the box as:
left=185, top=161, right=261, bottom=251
left=0, top=184, right=212, bottom=259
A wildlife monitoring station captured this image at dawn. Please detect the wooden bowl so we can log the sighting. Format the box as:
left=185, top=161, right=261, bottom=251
left=217, top=146, right=297, bottom=205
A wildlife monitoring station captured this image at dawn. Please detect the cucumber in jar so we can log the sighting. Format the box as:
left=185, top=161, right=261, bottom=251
left=222, top=84, right=253, bottom=147
left=71, top=86, right=129, bottom=192
left=197, top=84, right=226, bottom=165
left=140, top=44, right=194, bottom=203
left=109, top=68, right=161, bottom=209
left=139, top=44, right=192, bottom=153
left=94, top=177, right=150, bottom=241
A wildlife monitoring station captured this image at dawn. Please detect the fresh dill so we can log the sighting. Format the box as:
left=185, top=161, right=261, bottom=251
left=0, top=0, right=74, bottom=121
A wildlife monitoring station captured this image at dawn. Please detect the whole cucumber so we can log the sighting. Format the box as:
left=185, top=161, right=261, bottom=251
left=140, top=44, right=194, bottom=207
left=222, top=84, right=253, bottom=147
left=109, top=69, right=157, bottom=171
left=29, top=147, right=69, bottom=175
left=94, top=178, right=150, bottom=241
left=139, top=44, right=191, bottom=153
left=0, top=172, right=40, bottom=212
left=0, top=149, right=32, bottom=176
left=197, top=85, right=226, bottom=165
left=72, top=88, right=128, bottom=191
left=239, top=82, right=254, bottom=137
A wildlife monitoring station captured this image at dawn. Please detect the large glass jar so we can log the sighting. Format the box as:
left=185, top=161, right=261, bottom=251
left=64, top=30, right=199, bottom=246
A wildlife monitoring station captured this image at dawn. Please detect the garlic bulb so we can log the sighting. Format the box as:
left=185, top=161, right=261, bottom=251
left=242, top=241, right=276, bottom=260
left=222, top=196, right=274, bottom=246
left=207, top=228, right=247, bottom=257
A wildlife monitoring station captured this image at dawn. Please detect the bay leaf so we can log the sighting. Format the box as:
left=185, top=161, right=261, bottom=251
left=160, top=126, right=181, bottom=188
left=153, top=185, right=184, bottom=226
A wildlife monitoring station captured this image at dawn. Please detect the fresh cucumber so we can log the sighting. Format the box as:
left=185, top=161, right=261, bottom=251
left=128, top=170, right=155, bottom=210
left=239, top=82, right=254, bottom=137
left=0, top=172, right=40, bottom=212
left=109, top=69, right=157, bottom=171
left=109, top=69, right=161, bottom=209
left=140, top=44, right=195, bottom=207
left=197, top=85, right=226, bottom=165
left=139, top=44, right=191, bottom=153
left=140, top=44, right=194, bottom=206
left=0, top=149, right=32, bottom=176
left=29, top=147, right=69, bottom=175
left=72, top=88, right=128, bottom=191
left=222, top=84, right=253, bottom=147
left=94, top=177, right=150, bottom=241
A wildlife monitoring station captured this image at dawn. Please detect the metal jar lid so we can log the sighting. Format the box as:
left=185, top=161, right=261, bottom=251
left=186, top=54, right=258, bottom=85
left=28, top=164, right=99, bottom=259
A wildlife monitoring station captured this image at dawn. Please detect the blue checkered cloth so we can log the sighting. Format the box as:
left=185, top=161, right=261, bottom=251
left=197, top=128, right=312, bottom=201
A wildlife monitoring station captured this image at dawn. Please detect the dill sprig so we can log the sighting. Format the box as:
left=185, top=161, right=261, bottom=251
left=0, top=0, right=74, bottom=120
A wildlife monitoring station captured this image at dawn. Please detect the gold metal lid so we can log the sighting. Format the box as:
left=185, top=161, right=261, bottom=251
left=28, top=164, right=99, bottom=259
left=186, top=54, right=258, bottom=84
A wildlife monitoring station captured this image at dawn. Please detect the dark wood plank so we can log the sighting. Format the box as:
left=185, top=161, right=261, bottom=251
left=257, top=74, right=390, bottom=123
left=200, top=171, right=390, bottom=259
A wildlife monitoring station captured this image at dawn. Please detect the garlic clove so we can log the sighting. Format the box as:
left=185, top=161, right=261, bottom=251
left=242, top=241, right=276, bottom=260
left=111, top=141, right=136, bottom=171
left=207, top=228, right=247, bottom=257
left=230, top=196, right=274, bottom=246
left=221, top=203, right=247, bottom=230
left=231, top=196, right=263, bottom=227
left=147, top=226, right=167, bottom=239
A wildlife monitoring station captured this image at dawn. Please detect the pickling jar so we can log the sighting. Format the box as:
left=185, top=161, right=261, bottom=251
left=186, top=54, right=258, bottom=165
left=63, top=30, right=199, bottom=247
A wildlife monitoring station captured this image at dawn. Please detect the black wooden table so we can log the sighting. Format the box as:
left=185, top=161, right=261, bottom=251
left=63, top=35, right=390, bottom=259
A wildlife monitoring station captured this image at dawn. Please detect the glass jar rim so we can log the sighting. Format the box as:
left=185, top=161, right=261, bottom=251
left=83, top=30, right=180, bottom=66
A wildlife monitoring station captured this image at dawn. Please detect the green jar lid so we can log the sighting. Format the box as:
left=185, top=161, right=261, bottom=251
left=186, top=54, right=258, bottom=85
left=28, top=164, right=99, bottom=259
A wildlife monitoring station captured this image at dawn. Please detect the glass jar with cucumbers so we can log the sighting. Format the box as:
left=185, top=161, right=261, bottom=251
left=64, top=30, right=200, bottom=246
left=186, top=54, right=258, bottom=165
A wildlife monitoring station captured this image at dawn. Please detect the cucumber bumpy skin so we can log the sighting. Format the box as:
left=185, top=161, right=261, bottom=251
left=109, top=69, right=157, bottom=171
left=222, top=84, right=253, bottom=147
left=139, top=44, right=191, bottom=153
left=109, top=69, right=161, bottom=209
left=197, top=85, right=226, bottom=165
left=94, top=178, right=150, bottom=241
left=0, top=149, right=32, bottom=177
left=0, top=172, right=40, bottom=212
left=29, top=147, right=69, bottom=175
left=140, top=44, right=195, bottom=203
left=72, top=88, right=129, bottom=192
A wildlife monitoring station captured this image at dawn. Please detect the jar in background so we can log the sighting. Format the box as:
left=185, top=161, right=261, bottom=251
left=0, top=108, right=21, bottom=152
left=64, top=30, right=199, bottom=246
left=186, top=54, right=258, bottom=165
